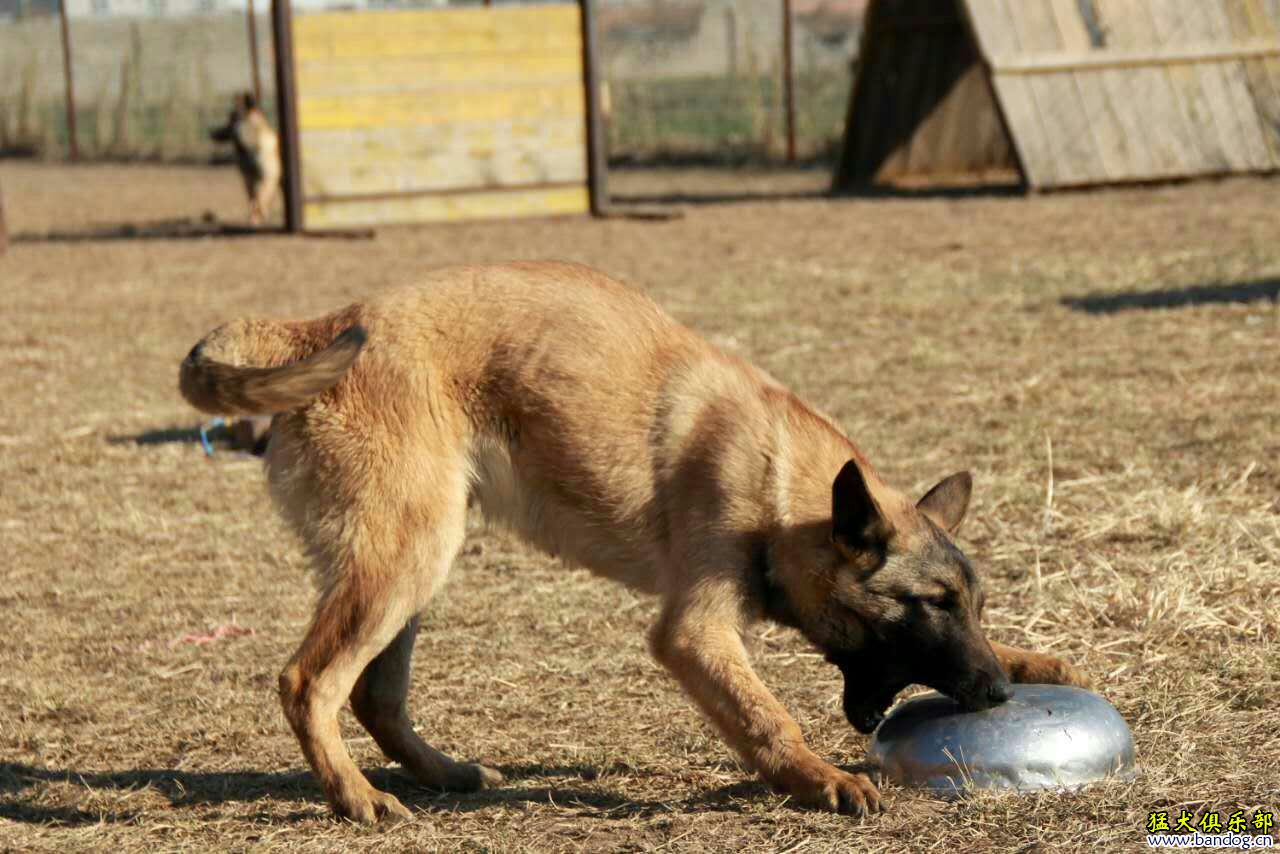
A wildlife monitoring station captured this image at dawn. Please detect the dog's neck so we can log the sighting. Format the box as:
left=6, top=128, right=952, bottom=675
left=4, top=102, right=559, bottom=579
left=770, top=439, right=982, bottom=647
left=754, top=536, right=799, bottom=628
left=753, top=400, right=887, bottom=647
left=753, top=443, right=840, bottom=632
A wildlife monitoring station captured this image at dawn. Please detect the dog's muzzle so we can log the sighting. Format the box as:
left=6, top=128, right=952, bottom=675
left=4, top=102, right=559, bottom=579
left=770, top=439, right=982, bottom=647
left=947, top=670, right=1013, bottom=712
left=838, top=667, right=902, bottom=734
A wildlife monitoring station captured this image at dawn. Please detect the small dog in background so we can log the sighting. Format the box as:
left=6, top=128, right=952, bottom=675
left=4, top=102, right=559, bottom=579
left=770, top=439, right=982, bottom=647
left=210, top=92, right=281, bottom=226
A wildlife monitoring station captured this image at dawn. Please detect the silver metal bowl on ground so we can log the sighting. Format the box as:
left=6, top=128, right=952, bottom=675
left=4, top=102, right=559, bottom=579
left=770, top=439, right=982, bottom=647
left=868, top=684, right=1138, bottom=797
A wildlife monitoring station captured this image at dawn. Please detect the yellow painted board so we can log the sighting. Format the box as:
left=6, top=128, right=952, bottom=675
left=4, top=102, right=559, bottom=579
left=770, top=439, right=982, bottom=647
left=304, top=186, right=590, bottom=229
left=292, top=5, right=591, bottom=225
left=300, top=119, right=586, bottom=195
left=295, top=6, right=581, bottom=61
left=297, top=52, right=583, bottom=97
left=296, top=29, right=580, bottom=61
left=296, top=4, right=578, bottom=40
left=300, top=119, right=585, bottom=166
left=298, top=84, right=585, bottom=130
left=301, top=142, right=586, bottom=198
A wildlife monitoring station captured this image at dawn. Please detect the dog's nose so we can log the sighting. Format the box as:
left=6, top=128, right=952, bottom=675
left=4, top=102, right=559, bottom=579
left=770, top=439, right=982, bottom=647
left=987, top=680, right=1011, bottom=704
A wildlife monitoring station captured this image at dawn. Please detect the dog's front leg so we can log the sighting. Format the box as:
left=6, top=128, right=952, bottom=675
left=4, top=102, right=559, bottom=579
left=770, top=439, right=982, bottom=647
left=650, top=598, right=882, bottom=816
left=991, top=641, right=1091, bottom=689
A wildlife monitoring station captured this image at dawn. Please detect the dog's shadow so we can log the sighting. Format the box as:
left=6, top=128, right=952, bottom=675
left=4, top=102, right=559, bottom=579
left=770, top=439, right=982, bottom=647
left=11, top=217, right=373, bottom=245
left=107, top=421, right=269, bottom=457
left=0, top=759, right=879, bottom=825
left=0, top=764, right=319, bottom=826
left=11, top=217, right=268, bottom=244
left=108, top=425, right=206, bottom=447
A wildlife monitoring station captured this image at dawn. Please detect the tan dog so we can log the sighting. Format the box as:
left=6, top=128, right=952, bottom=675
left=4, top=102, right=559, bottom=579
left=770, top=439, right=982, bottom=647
left=179, top=262, right=1088, bottom=823
left=210, top=92, right=281, bottom=226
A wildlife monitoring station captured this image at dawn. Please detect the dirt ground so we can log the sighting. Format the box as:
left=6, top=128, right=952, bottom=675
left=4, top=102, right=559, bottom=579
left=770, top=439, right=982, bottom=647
left=1, top=160, right=1277, bottom=853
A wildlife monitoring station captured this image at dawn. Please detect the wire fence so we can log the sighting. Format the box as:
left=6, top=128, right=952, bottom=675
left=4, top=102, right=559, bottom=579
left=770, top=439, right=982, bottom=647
left=0, top=6, right=273, bottom=160
left=0, top=0, right=862, bottom=164
left=601, top=0, right=862, bottom=163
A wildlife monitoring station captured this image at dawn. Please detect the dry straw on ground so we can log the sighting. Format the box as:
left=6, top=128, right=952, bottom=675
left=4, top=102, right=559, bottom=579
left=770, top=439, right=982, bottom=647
left=1, top=163, right=1277, bottom=852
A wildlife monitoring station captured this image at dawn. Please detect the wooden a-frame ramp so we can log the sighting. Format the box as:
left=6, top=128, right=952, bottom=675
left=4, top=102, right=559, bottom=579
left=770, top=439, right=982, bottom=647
left=834, top=0, right=1280, bottom=192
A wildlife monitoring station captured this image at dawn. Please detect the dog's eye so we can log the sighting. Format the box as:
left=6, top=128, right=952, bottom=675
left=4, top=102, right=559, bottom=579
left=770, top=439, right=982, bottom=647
left=903, top=592, right=954, bottom=610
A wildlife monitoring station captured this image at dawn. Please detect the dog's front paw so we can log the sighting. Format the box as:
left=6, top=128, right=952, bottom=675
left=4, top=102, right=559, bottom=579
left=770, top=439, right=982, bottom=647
left=786, top=763, right=883, bottom=817
left=1011, top=652, right=1092, bottom=690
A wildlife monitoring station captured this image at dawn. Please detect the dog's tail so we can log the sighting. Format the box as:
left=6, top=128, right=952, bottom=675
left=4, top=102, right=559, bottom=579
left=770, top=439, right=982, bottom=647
left=179, top=321, right=367, bottom=416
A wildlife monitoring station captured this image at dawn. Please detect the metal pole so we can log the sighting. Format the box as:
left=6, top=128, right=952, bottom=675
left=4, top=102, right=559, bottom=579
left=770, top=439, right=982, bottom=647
left=58, top=0, right=79, bottom=160
left=579, top=0, right=608, bottom=216
left=781, top=0, right=796, bottom=162
left=0, top=182, right=8, bottom=256
left=247, top=0, right=263, bottom=105
left=725, top=7, right=737, bottom=77
left=271, top=0, right=303, bottom=232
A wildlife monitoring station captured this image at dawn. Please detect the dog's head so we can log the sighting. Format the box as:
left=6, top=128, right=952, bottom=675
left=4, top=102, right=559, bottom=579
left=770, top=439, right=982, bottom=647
left=210, top=91, right=257, bottom=143
left=814, top=462, right=1010, bottom=733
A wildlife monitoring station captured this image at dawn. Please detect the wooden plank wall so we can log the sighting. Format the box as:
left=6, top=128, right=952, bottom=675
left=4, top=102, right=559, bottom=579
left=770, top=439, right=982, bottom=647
left=963, top=0, right=1280, bottom=188
left=294, top=5, right=589, bottom=228
left=833, top=0, right=1016, bottom=189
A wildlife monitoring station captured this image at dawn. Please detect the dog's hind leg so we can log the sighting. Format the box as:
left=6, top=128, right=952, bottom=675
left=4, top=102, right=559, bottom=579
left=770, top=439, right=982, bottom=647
left=278, top=571, right=419, bottom=822
left=350, top=615, right=504, bottom=792
left=255, top=175, right=278, bottom=222
left=276, top=459, right=476, bottom=823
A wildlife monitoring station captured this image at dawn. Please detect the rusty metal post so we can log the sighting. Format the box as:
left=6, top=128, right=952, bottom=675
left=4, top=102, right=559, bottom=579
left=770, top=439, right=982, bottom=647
left=271, top=0, right=303, bottom=232
left=782, top=0, right=796, bottom=162
left=58, top=0, right=79, bottom=160
left=579, top=0, right=608, bottom=216
left=0, top=183, right=8, bottom=256
left=247, top=0, right=263, bottom=104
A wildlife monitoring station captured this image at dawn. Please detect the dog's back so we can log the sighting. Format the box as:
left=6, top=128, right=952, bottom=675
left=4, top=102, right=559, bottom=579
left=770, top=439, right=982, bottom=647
left=182, top=261, right=811, bottom=589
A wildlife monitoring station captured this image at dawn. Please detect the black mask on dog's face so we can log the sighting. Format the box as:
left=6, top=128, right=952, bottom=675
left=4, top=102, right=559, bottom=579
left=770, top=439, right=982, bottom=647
left=827, top=614, right=1012, bottom=735
left=823, top=465, right=1013, bottom=733
left=828, top=650, right=910, bottom=734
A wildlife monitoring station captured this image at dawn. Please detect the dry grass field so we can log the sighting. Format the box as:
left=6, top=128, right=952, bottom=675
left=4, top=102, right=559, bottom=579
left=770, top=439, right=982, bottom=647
left=1, top=161, right=1277, bottom=852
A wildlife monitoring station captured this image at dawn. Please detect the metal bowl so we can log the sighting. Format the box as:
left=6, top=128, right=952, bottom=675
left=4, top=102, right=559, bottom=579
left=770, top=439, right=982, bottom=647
left=868, top=684, right=1137, bottom=796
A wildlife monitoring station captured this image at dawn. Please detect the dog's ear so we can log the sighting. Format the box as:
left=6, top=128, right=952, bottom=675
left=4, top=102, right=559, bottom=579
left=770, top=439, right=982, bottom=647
left=831, top=460, right=891, bottom=555
left=238, top=91, right=257, bottom=111
left=917, top=471, right=972, bottom=535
